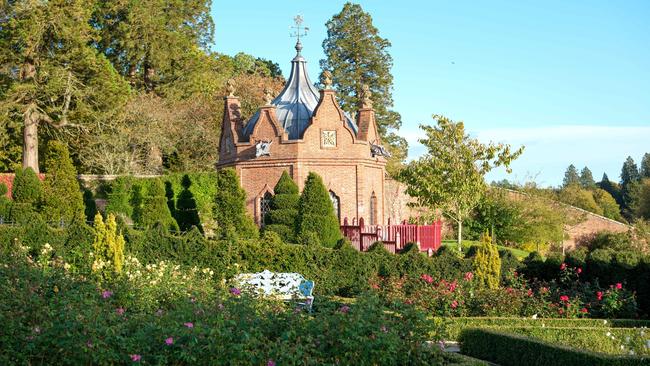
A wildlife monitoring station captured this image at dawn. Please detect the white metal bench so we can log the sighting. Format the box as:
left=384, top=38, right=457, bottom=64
left=233, top=269, right=315, bottom=311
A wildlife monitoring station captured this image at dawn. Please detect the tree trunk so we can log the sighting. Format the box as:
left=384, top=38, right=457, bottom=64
left=22, top=108, right=39, bottom=173
left=457, top=220, right=462, bottom=252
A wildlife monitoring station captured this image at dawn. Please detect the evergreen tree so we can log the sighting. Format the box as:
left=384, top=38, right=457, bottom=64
left=42, top=141, right=85, bottom=224
left=621, top=156, right=641, bottom=214
left=598, top=173, right=624, bottom=208
left=10, top=167, right=42, bottom=222
left=138, top=179, right=178, bottom=231
left=472, top=232, right=501, bottom=289
left=296, top=172, right=342, bottom=248
left=640, top=153, right=650, bottom=179
left=579, top=166, right=596, bottom=188
left=175, top=175, right=202, bottom=232
left=264, top=171, right=300, bottom=242
left=83, top=189, right=98, bottom=223
left=321, top=3, right=407, bottom=172
left=214, top=168, right=258, bottom=239
left=92, top=213, right=125, bottom=279
left=0, top=0, right=130, bottom=172
left=634, top=179, right=650, bottom=220
left=562, top=164, right=580, bottom=187
left=105, top=176, right=134, bottom=221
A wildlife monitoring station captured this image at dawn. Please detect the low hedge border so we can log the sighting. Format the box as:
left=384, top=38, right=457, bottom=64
left=459, top=328, right=650, bottom=366
left=445, top=316, right=650, bottom=340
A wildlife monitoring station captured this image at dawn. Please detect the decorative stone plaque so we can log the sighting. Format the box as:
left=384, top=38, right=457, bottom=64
left=321, top=130, right=337, bottom=148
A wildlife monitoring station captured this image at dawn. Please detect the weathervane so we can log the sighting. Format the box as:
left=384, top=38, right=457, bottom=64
left=290, top=15, right=309, bottom=54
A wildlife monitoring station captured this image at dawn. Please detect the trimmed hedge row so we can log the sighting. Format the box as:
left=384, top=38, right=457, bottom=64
left=446, top=317, right=650, bottom=340
left=459, top=328, right=650, bottom=366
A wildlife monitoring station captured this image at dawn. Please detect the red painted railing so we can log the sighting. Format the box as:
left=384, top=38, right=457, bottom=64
left=340, top=217, right=442, bottom=254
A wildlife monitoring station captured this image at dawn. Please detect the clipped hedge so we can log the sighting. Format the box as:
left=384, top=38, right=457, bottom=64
left=446, top=317, right=650, bottom=341
left=459, top=328, right=650, bottom=366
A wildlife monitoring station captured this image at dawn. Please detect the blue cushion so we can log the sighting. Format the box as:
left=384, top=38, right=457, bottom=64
left=299, top=280, right=314, bottom=297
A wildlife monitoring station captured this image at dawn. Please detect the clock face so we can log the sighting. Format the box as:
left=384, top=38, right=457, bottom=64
left=321, top=130, right=337, bottom=148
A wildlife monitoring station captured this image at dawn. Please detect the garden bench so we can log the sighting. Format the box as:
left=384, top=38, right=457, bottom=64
left=233, top=269, right=315, bottom=311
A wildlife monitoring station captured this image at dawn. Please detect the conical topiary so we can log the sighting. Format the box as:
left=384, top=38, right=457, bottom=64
left=214, top=168, right=258, bottom=239
left=10, top=167, right=42, bottom=223
left=42, top=141, right=85, bottom=224
left=175, top=175, right=202, bottom=232
left=138, top=179, right=179, bottom=232
left=264, top=171, right=299, bottom=242
left=472, top=232, right=501, bottom=289
left=296, top=172, right=342, bottom=247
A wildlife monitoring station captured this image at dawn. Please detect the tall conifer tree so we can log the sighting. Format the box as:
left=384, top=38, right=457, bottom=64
left=42, top=141, right=85, bottom=224
left=264, top=171, right=300, bottom=242
left=562, top=164, right=580, bottom=188
left=321, top=3, right=407, bottom=172
left=579, top=166, right=596, bottom=188
left=640, top=153, right=650, bottom=179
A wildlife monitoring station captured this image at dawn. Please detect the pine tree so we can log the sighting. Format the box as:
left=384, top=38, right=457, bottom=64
left=579, top=166, right=596, bottom=188
left=472, top=232, right=501, bottom=289
left=138, top=179, right=178, bottom=231
left=214, top=168, right=258, bottom=239
left=296, top=172, right=342, bottom=247
left=42, top=141, right=85, bottom=224
left=264, top=171, right=300, bottom=242
left=640, top=153, right=650, bottom=179
left=562, top=164, right=580, bottom=187
left=175, top=175, right=202, bottom=232
left=320, top=3, right=407, bottom=172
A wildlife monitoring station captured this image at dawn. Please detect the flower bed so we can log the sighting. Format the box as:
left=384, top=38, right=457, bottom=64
left=459, top=328, right=650, bottom=366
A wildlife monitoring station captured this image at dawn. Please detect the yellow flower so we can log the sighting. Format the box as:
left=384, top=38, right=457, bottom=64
left=53, top=285, right=59, bottom=293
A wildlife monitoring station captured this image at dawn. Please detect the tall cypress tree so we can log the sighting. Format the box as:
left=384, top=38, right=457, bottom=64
left=42, top=141, right=85, bottom=224
left=579, top=166, right=596, bottom=188
left=321, top=3, right=407, bottom=171
left=175, top=175, right=202, bottom=233
left=296, top=172, right=342, bottom=248
left=264, top=171, right=300, bottom=243
left=562, top=164, right=580, bottom=187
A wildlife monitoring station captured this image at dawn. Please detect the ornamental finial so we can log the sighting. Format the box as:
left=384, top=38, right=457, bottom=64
left=360, top=84, right=373, bottom=108
left=263, top=87, right=274, bottom=105
left=290, top=15, right=309, bottom=55
left=321, top=70, right=332, bottom=90
left=226, top=78, right=236, bottom=97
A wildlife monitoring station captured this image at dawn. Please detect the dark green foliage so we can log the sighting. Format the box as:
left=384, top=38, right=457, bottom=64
left=264, top=171, right=299, bottom=242
left=12, top=168, right=41, bottom=206
left=175, top=175, right=202, bottom=232
left=105, top=176, right=133, bottom=220
left=300, top=231, right=321, bottom=246
left=42, top=141, right=85, bottom=224
left=498, top=249, right=521, bottom=281
left=296, top=172, right=341, bottom=247
left=562, top=164, right=580, bottom=187
left=582, top=231, right=634, bottom=252
left=0, top=184, right=10, bottom=219
left=214, top=168, right=258, bottom=239
left=138, top=179, right=179, bottom=232
left=521, top=252, right=545, bottom=280
left=565, top=247, right=588, bottom=268
left=460, top=328, right=648, bottom=366
left=579, top=166, right=596, bottom=188
left=641, top=153, right=650, bottom=179
left=82, top=189, right=97, bottom=223
left=320, top=2, right=407, bottom=170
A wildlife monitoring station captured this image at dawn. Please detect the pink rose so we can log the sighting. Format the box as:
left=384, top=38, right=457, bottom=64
left=130, top=354, right=141, bottom=362
left=451, top=300, right=458, bottom=309
left=615, top=283, right=622, bottom=290
left=165, top=337, right=173, bottom=346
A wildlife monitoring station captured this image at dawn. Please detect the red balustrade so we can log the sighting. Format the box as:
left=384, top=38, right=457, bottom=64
left=340, top=217, right=442, bottom=254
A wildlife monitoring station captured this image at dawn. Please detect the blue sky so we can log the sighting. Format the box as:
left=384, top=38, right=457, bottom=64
left=212, top=1, right=650, bottom=186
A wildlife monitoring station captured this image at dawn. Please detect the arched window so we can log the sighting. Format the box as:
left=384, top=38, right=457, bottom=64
left=370, top=192, right=378, bottom=225
left=260, top=191, right=273, bottom=227
left=329, top=190, right=340, bottom=223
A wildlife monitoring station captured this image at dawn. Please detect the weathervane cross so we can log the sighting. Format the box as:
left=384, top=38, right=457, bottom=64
left=290, top=15, right=309, bottom=43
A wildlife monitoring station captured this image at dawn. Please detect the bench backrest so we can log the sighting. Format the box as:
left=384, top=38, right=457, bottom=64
left=234, top=269, right=314, bottom=298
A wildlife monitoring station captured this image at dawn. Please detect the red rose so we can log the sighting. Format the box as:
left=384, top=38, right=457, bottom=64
left=560, top=295, right=569, bottom=302
left=596, top=291, right=603, bottom=301
left=560, top=263, right=567, bottom=271
left=615, top=283, right=622, bottom=290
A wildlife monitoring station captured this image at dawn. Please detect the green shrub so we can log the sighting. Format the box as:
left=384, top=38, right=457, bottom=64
left=105, top=176, right=134, bottom=220
left=586, top=248, right=615, bottom=285
left=138, top=179, right=179, bottom=232
left=0, top=183, right=11, bottom=219
left=264, top=171, right=299, bottom=242
left=521, top=251, right=545, bottom=279
left=175, top=175, right=202, bottom=232
left=459, top=328, right=648, bottom=366
left=566, top=247, right=588, bottom=268
left=472, top=233, right=501, bottom=289
left=11, top=167, right=41, bottom=205
left=42, top=140, right=85, bottom=224
left=83, top=189, right=97, bottom=223
left=296, top=172, right=341, bottom=247
left=214, top=168, right=258, bottom=239
left=498, top=249, right=521, bottom=281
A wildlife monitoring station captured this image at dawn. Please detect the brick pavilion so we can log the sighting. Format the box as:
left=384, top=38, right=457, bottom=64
left=217, top=38, right=391, bottom=227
